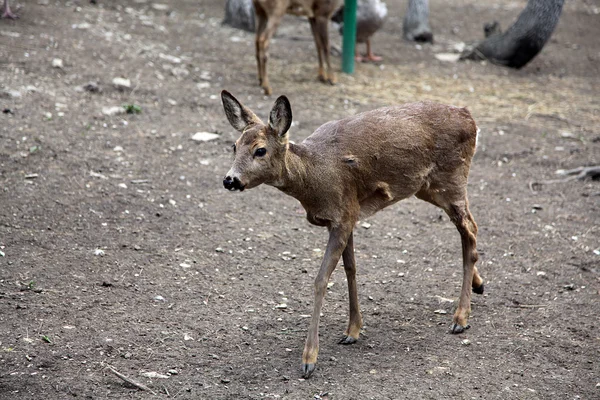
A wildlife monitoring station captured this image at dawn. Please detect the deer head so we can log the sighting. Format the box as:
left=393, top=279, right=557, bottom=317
left=221, top=90, right=292, bottom=191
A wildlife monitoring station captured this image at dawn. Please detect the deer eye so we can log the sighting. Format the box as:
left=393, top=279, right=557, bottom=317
left=232, top=143, right=236, bottom=154
left=254, top=148, right=267, bottom=157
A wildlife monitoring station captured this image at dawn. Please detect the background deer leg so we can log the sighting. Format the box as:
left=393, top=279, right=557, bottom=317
left=308, top=17, right=326, bottom=83
left=339, top=231, right=362, bottom=344
left=302, top=223, right=353, bottom=378
left=254, top=9, right=282, bottom=95
left=312, top=15, right=336, bottom=85
left=254, top=5, right=268, bottom=86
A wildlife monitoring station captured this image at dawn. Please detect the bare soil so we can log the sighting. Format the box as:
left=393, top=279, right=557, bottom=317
left=1, top=0, right=599, bottom=399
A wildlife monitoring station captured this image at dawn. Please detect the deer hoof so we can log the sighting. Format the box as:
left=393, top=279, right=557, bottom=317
left=262, top=86, right=272, bottom=96
left=302, top=363, right=316, bottom=379
left=450, top=323, right=471, bottom=334
left=338, top=335, right=357, bottom=345
left=472, top=282, right=484, bottom=295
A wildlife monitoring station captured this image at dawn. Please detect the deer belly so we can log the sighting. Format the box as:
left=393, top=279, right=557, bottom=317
left=358, top=182, right=399, bottom=218
left=287, top=5, right=313, bottom=17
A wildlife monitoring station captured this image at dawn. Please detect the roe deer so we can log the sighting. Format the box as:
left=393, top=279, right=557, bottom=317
left=252, top=0, right=341, bottom=95
left=221, top=90, right=484, bottom=378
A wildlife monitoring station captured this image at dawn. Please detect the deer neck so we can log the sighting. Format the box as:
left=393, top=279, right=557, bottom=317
left=270, top=143, right=313, bottom=199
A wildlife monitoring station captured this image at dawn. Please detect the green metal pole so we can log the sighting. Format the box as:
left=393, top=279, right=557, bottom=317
left=341, top=0, right=357, bottom=74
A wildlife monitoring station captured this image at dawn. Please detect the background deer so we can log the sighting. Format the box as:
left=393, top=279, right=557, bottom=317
left=252, top=0, right=341, bottom=95
left=221, top=90, right=484, bottom=378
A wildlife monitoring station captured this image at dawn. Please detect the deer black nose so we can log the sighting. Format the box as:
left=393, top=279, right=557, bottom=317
left=223, top=176, right=244, bottom=191
left=223, top=176, right=234, bottom=189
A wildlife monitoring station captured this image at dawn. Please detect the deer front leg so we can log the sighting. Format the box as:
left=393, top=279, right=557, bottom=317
left=302, top=224, right=352, bottom=378
left=339, top=231, right=362, bottom=344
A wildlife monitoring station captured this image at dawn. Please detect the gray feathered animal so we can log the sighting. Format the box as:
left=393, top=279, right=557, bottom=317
left=403, top=0, right=433, bottom=43
left=332, top=0, right=388, bottom=62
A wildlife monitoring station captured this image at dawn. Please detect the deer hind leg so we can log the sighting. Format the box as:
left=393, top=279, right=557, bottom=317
left=310, top=16, right=336, bottom=85
left=466, top=211, right=484, bottom=294
left=416, top=189, right=483, bottom=332
left=445, top=199, right=480, bottom=333
left=339, top=231, right=362, bottom=345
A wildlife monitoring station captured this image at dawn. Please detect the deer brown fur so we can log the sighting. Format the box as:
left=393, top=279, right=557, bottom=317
left=221, top=90, right=484, bottom=378
left=252, top=0, right=341, bottom=95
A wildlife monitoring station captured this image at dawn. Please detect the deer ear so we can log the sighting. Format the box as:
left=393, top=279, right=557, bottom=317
left=221, top=90, right=261, bottom=132
left=268, top=95, right=292, bottom=138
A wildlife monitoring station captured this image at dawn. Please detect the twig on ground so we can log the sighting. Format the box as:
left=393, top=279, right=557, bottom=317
left=106, top=365, right=157, bottom=396
left=533, top=165, right=600, bottom=186
left=517, top=304, right=547, bottom=308
left=512, top=304, right=548, bottom=309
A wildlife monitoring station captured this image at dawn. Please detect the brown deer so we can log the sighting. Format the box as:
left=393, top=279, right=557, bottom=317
left=252, top=0, right=341, bottom=95
left=221, top=90, right=484, bottom=378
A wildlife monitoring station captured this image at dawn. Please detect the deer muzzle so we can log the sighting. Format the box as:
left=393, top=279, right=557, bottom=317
left=223, top=176, right=245, bottom=191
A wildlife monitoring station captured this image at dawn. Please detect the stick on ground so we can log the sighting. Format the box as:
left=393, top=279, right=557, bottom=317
left=106, top=366, right=157, bottom=396
left=534, top=165, right=600, bottom=185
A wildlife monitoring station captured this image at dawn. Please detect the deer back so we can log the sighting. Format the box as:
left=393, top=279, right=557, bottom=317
left=296, top=101, right=478, bottom=220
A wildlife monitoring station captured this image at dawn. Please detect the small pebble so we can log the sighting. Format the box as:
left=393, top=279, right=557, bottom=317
left=83, top=82, right=100, bottom=92
left=159, top=53, right=181, bottom=64
left=191, top=132, right=219, bottom=142
left=112, top=77, right=131, bottom=89
left=51, top=58, right=64, bottom=68
left=152, top=3, right=169, bottom=11
left=102, top=106, right=125, bottom=116
left=140, top=371, right=169, bottom=379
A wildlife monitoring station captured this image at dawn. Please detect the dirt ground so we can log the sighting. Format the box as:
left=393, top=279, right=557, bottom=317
left=1, top=0, right=599, bottom=399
